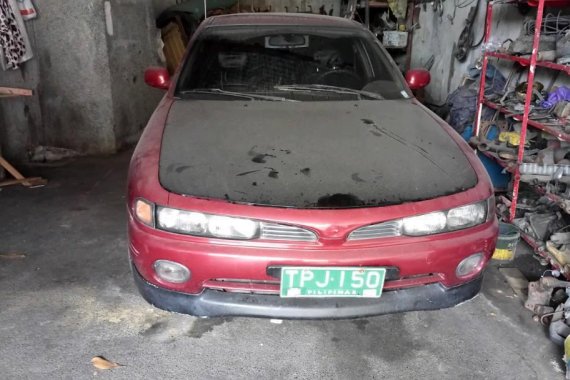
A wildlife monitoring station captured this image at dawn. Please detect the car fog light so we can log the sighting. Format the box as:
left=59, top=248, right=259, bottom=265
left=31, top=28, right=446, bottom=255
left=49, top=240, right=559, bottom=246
left=456, top=253, right=484, bottom=278
left=153, top=260, right=190, bottom=283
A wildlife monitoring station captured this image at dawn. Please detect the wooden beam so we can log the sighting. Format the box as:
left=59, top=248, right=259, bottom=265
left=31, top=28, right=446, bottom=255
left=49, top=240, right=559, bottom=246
left=0, top=156, right=47, bottom=187
left=0, top=86, right=46, bottom=188
left=0, top=156, right=26, bottom=181
left=0, top=177, right=46, bottom=187
left=0, top=87, right=33, bottom=97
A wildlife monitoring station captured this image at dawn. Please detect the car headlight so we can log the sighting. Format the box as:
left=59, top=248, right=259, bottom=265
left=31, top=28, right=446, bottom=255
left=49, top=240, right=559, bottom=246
left=446, top=203, right=487, bottom=230
left=156, top=206, right=259, bottom=240
left=350, top=199, right=490, bottom=239
left=402, top=200, right=487, bottom=236
left=401, top=211, right=447, bottom=236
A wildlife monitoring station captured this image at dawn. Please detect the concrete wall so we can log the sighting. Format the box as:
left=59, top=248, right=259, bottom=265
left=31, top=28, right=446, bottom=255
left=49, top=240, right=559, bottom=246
left=410, top=3, right=521, bottom=104
left=410, top=4, right=570, bottom=104
left=237, top=0, right=341, bottom=14
left=152, top=0, right=341, bottom=17
left=153, top=0, right=178, bottom=14
left=35, top=0, right=116, bottom=154
left=0, top=0, right=162, bottom=161
left=108, top=0, right=164, bottom=149
left=0, top=22, right=43, bottom=160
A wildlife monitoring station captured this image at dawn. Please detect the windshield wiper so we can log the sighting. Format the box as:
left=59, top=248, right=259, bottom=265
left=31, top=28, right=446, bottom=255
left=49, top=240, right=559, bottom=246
left=179, top=88, right=296, bottom=102
left=274, top=84, right=384, bottom=100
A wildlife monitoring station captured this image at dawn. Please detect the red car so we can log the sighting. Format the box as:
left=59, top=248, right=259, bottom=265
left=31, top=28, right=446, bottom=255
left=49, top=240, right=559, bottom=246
left=128, top=13, right=498, bottom=318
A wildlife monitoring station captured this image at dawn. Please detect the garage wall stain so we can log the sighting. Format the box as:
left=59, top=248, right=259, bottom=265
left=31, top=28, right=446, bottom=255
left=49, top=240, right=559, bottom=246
left=0, top=0, right=162, bottom=161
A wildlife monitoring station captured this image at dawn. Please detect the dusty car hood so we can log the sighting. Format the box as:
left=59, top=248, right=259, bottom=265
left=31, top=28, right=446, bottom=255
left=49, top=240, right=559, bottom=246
left=159, top=99, right=477, bottom=208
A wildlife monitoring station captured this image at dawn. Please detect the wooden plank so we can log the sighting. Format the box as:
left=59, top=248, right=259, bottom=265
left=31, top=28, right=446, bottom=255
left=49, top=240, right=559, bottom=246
left=0, top=87, right=32, bottom=97
left=0, top=253, right=26, bottom=259
left=0, top=156, right=47, bottom=187
left=0, top=177, right=45, bottom=187
left=0, top=86, right=44, bottom=187
left=162, top=22, right=186, bottom=75
left=0, top=156, right=26, bottom=180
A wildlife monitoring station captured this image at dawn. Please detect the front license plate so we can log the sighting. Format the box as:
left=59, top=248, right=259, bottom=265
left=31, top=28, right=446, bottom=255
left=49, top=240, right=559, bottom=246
left=280, top=267, right=386, bottom=298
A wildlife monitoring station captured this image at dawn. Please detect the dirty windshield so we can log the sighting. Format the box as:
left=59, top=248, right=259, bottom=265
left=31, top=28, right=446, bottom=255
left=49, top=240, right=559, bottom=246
left=176, top=26, right=410, bottom=101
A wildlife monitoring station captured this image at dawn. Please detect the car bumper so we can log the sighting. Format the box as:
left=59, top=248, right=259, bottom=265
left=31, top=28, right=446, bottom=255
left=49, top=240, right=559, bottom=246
left=129, top=215, right=497, bottom=292
left=132, top=263, right=483, bottom=319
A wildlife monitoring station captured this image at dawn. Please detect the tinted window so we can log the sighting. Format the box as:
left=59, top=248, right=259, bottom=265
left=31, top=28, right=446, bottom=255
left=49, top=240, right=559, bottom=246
left=176, top=26, right=409, bottom=101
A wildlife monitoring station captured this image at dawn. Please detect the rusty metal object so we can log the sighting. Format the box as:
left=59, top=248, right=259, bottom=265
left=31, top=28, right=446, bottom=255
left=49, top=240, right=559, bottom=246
left=561, top=199, right=570, bottom=214
left=515, top=81, right=544, bottom=103
left=528, top=212, right=561, bottom=241
left=547, top=240, right=570, bottom=269
left=499, top=152, right=517, bottom=161
left=469, top=136, right=517, bottom=155
left=525, top=277, right=570, bottom=316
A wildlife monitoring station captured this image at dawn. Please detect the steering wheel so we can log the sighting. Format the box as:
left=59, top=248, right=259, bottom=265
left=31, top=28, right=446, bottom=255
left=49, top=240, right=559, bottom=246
left=314, top=69, right=363, bottom=89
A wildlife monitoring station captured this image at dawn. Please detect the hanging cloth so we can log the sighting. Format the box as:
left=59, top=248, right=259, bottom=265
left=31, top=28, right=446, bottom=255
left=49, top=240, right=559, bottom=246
left=0, top=0, right=26, bottom=69
left=17, top=0, right=37, bottom=20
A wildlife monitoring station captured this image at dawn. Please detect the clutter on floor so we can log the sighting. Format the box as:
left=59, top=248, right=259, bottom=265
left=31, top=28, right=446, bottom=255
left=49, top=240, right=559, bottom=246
left=465, top=1, right=570, bottom=375
left=0, top=86, right=46, bottom=188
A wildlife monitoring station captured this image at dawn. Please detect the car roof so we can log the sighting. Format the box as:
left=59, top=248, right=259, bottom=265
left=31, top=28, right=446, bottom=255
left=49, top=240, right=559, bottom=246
left=205, top=13, right=363, bottom=29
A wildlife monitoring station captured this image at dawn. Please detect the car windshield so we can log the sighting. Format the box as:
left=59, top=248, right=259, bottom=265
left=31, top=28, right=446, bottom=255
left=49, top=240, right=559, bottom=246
left=176, top=26, right=410, bottom=101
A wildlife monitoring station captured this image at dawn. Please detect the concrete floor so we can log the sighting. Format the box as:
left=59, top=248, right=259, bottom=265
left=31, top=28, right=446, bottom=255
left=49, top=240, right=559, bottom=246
left=0, top=151, right=565, bottom=379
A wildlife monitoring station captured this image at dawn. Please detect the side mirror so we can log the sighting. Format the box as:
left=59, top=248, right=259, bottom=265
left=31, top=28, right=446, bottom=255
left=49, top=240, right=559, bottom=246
left=405, top=69, right=431, bottom=91
left=144, top=67, right=170, bottom=90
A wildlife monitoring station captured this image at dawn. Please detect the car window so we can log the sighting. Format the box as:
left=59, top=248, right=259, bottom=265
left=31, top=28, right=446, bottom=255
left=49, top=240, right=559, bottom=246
left=176, top=26, right=410, bottom=101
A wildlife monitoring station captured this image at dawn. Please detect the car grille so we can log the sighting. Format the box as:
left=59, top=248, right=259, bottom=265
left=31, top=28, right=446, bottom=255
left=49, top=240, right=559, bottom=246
left=203, top=273, right=441, bottom=295
left=348, top=220, right=402, bottom=240
left=260, top=222, right=317, bottom=242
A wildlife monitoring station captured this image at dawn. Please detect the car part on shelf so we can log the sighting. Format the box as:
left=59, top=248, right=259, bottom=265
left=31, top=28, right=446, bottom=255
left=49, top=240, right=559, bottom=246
left=550, top=147, right=570, bottom=165
left=474, top=1, right=570, bottom=231
left=557, top=31, right=570, bottom=58
left=515, top=196, right=541, bottom=212
left=520, top=50, right=557, bottom=62
left=509, top=34, right=556, bottom=54
left=529, top=212, right=562, bottom=240
left=520, top=163, right=570, bottom=176
left=470, top=136, right=517, bottom=155
left=554, top=101, right=570, bottom=118
left=523, top=13, right=570, bottom=37
left=558, top=199, right=570, bottom=214
left=537, top=148, right=556, bottom=165
left=515, top=81, right=544, bottom=103
left=498, top=132, right=522, bottom=146
left=521, top=174, right=570, bottom=184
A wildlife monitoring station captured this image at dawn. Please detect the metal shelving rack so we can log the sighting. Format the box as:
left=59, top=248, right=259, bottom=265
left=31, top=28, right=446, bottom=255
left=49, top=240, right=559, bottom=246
left=473, top=0, right=570, bottom=224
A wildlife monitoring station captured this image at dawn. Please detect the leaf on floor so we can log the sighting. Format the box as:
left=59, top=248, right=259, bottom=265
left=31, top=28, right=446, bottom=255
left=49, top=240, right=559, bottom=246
left=0, top=253, right=26, bottom=259
left=91, top=356, right=124, bottom=370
